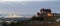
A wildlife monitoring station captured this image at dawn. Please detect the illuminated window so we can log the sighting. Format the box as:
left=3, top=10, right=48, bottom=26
left=48, top=13, right=53, bottom=16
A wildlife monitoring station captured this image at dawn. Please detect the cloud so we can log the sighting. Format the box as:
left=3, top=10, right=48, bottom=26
left=0, top=1, right=59, bottom=14
left=0, top=0, right=59, bottom=3
left=0, top=0, right=48, bottom=1
left=0, top=0, right=58, bottom=1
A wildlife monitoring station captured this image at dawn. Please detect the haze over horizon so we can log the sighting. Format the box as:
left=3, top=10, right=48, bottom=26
left=0, top=0, right=59, bottom=15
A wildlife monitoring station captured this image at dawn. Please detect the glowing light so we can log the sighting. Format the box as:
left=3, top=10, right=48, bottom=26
left=9, top=14, right=22, bottom=17
left=5, top=13, right=23, bottom=18
left=48, top=13, right=53, bottom=16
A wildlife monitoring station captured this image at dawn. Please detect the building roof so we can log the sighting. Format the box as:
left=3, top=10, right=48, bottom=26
left=40, top=9, right=51, bottom=12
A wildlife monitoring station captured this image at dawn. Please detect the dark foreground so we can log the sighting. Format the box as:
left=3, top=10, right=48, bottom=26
left=1, top=19, right=60, bottom=26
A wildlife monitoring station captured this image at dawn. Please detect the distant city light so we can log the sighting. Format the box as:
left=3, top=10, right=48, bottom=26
left=5, top=14, right=24, bottom=18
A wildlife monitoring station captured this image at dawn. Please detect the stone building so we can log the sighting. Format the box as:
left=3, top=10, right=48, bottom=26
left=36, top=8, right=54, bottom=22
left=37, top=8, right=53, bottom=16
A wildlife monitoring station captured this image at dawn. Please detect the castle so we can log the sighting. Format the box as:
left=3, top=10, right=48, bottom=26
left=37, top=8, right=53, bottom=17
left=32, top=8, right=55, bottom=22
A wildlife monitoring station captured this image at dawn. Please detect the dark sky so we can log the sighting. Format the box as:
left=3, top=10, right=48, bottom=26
left=0, top=1, right=60, bottom=15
